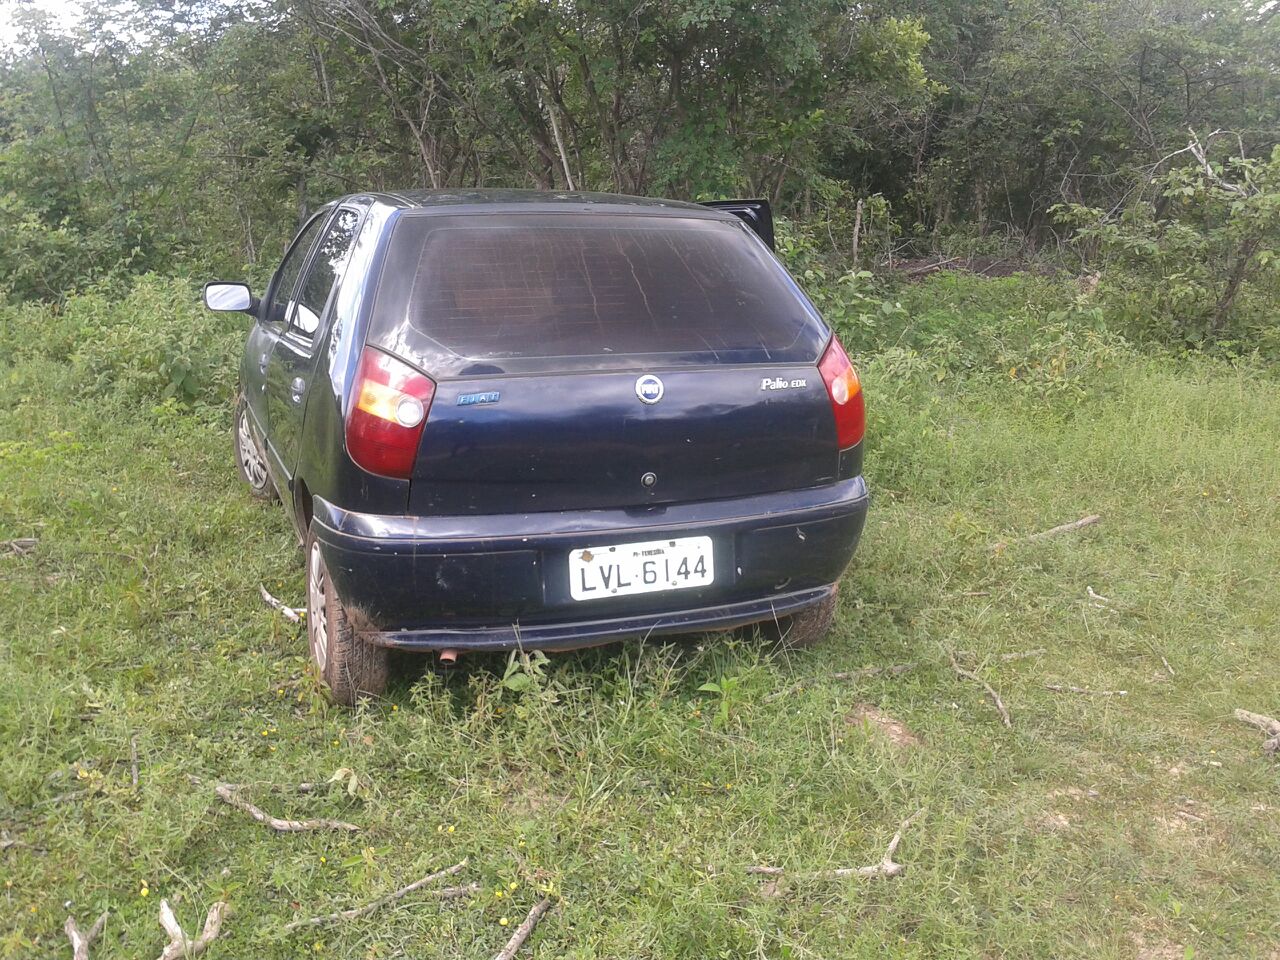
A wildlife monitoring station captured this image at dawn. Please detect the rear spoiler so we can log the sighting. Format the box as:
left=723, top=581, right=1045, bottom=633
left=698, top=199, right=774, bottom=251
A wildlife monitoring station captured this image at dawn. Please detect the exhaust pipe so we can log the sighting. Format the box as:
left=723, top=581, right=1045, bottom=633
left=438, top=649, right=460, bottom=666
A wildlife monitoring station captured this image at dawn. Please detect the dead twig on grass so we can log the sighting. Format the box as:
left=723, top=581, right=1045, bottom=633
left=2, top=537, right=38, bottom=556
left=129, top=735, right=139, bottom=789
left=993, top=514, right=1101, bottom=551
left=1045, top=684, right=1128, bottom=696
left=493, top=898, right=555, bottom=960
left=259, top=585, right=303, bottom=623
left=1234, top=709, right=1280, bottom=755
left=157, top=899, right=227, bottom=960
left=749, top=808, right=926, bottom=884
left=214, top=783, right=359, bottom=832
left=949, top=650, right=1012, bottom=728
left=283, top=859, right=471, bottom=932
left=64, top=911, right=109, bottom=960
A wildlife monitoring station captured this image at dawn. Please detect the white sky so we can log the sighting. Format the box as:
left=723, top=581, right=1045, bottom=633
left=0, top=0, right=86, bottom=51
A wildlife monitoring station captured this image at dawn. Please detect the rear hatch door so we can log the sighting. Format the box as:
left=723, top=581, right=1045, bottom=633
left=412, top=366, right=836, bottom=514
left=366, top=207, right=836, bottom=515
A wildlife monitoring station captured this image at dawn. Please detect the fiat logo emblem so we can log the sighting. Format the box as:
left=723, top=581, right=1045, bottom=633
left=635, top=374, right=664, bottom=404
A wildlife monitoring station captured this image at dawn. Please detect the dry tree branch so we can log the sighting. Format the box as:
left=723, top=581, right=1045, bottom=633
left=948, top=650, right=1012, bottom=728
left=283, top=859, right=471, bottom=932
left=214, top=783, right=359, bottom=832
left=993, top=514, right=1101, bottom=551
left=2, top=537, right=38, bottom=556
left=748, top=808, right=926, bottom=883
left=492, top=898, right=556, bottom=960
left=129, top=735, right=139, bottom=789
left=64, top=911, right=109, bottom=960
left=156, top=900, right=228, bottom=960
left=259, top=585, right=303, bottom=622
left=1234, top=709, right=1280, bottom=755
left=1086, top=586, right=1113, bottom=608
left=1045, top=684, right=1128, bottom=696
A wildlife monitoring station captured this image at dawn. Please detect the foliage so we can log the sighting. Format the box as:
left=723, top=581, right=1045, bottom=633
left=0, top=0, right=1275, bottom=335
left=0, top=274, right=244, bottom=408
left=4, top=275, right=1280, bottom=956
left=1055, top=141, right=1280, bottom=348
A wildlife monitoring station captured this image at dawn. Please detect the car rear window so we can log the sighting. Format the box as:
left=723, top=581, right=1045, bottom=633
left=368, top=213, right=825, bottom=376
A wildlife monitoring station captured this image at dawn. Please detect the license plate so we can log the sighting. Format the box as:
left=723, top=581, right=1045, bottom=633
left=569, top=536, right=714, bottom=601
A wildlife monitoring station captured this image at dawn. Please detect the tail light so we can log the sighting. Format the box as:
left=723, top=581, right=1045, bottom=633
left=817, top=335, right=865, bottom=449
left=345, top=347, right=435, bottom=479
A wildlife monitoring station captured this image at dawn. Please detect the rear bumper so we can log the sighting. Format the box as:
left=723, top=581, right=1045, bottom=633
left=311, top=476, right=868, bottom=651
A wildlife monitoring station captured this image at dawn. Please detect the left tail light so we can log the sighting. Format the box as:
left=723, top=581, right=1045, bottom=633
left=345, top=346, right=435, bottom=479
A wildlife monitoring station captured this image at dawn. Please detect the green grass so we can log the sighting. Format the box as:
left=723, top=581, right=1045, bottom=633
left=2, top=278, right=1279, bottom=958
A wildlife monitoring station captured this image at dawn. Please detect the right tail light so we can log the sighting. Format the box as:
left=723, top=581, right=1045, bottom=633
left=817, top=335, right=864, bottom=449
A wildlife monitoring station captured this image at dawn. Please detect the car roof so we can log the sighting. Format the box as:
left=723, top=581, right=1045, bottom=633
left=352, top=188, right=733, bottom=220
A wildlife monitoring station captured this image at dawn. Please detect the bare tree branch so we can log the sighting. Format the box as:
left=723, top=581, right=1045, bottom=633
left=493, top=898, right=556, bottom=960
left=64, top=911, right=109, bottom=960
left=156, top=900, right=227, bottom=960
left=214, top=783, right=359, bottom=832
left=283, top=860, right=471, bottom=932
left=949, top=650, right=1012, bottom=728
left=748, top=808, right=927, bottom=883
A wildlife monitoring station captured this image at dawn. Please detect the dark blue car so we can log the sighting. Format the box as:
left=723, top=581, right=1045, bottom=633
left=205, top=190, right=868, bottom=703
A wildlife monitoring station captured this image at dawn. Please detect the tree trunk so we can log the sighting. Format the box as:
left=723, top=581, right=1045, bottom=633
left=1211, top=235, right=1261, bottom=334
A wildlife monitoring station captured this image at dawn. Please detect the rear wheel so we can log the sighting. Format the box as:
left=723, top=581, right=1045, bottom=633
left=233, top=392, right=276, bottom=501
left=306, top=531, right=390, bottom=705
left=763, top=589, right=839, bottom=650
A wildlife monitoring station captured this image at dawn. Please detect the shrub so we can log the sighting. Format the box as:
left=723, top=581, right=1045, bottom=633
left=0, top=275, right=245, bottom=409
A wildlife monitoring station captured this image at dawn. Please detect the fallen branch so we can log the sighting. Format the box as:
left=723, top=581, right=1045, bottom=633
left=157, top=900, right=227, bottom=960
left=2, top=537, right=38, bottom=556
left=1234, top=709, right=1280, bottom=755
left=283, top=859, right=470, bottom=932
left=948, top=650, right=1012, bottom=728
left=993, top=514, right=1101, bottom=551
left=1086, top=586, right=1113, bottom=609
left=64, top=911, right=109, bottom=960
left=214, top=783, right=359, bottom=832
left=1045, top=684, right=1127, bottom=697
left=259, top=585, right=303, bottom=623
left=902, top=256, right=959, bottom=277
left=129, top=735, right=140, bottom=790
left=493, top=898, right=555, bottom=960
left=748, top=808, right=926, bottom=883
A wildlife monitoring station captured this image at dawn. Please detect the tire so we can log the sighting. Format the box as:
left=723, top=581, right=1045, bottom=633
left=233, top=391, right=277, bottom=501
left=763, top=588, right=839, bottom=651
left=306, top=530, right=390, bottom=705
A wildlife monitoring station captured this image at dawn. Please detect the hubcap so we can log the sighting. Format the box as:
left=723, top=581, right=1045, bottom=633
left=237, top=409, right=269, bottom=490
left=308, top=542, right=329, bottom=671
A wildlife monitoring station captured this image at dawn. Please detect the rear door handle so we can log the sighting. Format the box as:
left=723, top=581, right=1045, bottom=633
left=259, top=352, right=269, bottom=373
left=290, top=377, right=306, bottom=404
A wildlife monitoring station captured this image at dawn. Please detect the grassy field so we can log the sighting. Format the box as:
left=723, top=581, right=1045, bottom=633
left=2, top=274, right=1279, bottom=958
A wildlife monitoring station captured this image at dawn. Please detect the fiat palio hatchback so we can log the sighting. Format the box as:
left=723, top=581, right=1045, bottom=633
left=205, top=190, right=868, bottom=703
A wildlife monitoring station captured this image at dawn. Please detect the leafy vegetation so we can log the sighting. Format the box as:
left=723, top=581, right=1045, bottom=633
left=2, top=1, right=1280, bottom=956
left=3, top=272, right=1280, bottom=957
left=1, top=0, right=1277, bottom=343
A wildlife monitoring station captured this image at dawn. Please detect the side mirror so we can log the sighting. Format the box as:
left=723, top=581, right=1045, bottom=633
left=203, top=281, right=256, bottom=313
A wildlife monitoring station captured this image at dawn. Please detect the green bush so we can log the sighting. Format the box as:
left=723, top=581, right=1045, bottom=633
left=0, top=274, right=245, bottom=409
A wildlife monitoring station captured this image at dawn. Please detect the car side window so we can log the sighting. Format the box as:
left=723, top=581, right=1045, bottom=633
left=265, top=214, right=328, bottom=326
left=289, top=208, right=361, bottom=340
